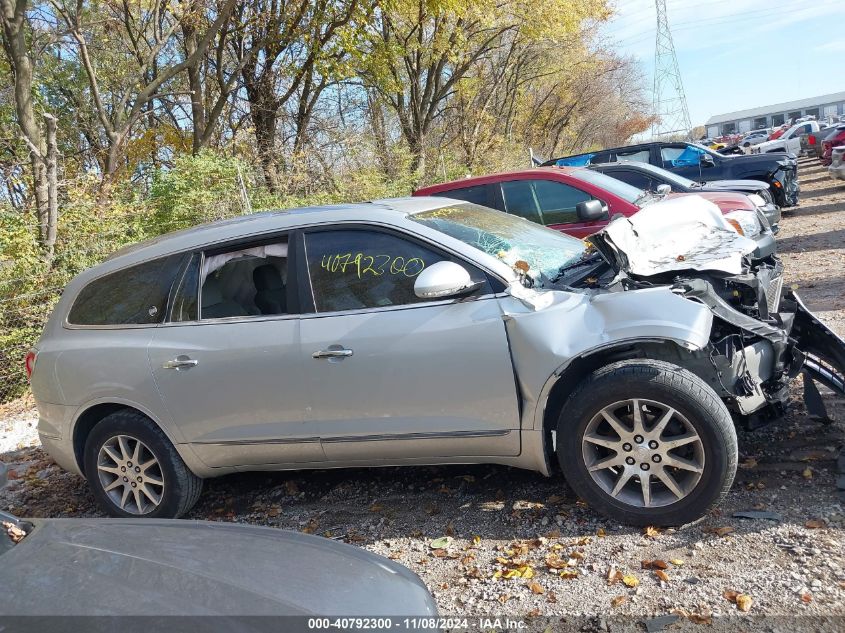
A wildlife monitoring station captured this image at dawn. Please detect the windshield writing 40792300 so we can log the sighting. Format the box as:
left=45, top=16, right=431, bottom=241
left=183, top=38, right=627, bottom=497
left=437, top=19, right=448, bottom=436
left=320, top=253, right=426, bottom=278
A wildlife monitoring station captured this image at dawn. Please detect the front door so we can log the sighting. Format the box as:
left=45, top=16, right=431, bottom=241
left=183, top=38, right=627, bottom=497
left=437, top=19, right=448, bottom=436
left=149, top=239, right=323, bottom=468
left=296, top=227, right=521, bottom=461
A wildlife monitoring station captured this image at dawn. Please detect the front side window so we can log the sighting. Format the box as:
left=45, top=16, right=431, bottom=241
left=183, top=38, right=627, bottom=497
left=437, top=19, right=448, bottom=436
left=304, top=230, right=455, bottom=313
left=661, top=145, right=704, bottom=168
left=199, top=239, right=289, bottom=319
left=68, top=254, right=185, bottom=326
left=500, top=179, right=589, bottom=226
left=610, top=169, right=655, bottom=191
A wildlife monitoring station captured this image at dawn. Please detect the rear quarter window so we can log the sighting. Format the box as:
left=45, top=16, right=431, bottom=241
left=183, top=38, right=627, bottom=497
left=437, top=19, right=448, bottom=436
left=68, top=254, right=185, bottom=326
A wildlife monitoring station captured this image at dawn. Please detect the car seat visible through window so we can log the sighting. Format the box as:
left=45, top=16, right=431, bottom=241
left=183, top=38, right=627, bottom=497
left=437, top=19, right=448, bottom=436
left=253, top=264, right=287, bottom=315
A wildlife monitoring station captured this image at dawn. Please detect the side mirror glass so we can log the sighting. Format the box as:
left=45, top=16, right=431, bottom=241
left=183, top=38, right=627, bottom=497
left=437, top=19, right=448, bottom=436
left=414, top=261, right=480, bottom=299
left=655, top=183, right=671, bottom=195
left=575, top=199, right=609, bottom=222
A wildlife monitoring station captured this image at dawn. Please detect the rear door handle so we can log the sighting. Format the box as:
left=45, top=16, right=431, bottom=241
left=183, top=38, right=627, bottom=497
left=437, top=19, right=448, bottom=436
left=162, top=355, right=198, bottom=370
left=312, top=347, right=353, bottom=360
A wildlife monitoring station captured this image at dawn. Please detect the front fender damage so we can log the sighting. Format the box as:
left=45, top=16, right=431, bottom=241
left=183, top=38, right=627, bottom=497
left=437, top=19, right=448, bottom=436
left=501, top=287, right=713, bottom=430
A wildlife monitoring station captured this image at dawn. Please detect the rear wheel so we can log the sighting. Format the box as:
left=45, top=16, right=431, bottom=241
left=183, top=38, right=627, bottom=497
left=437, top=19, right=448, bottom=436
left=83, top=410, right=202, bottom=518
left=556, top=359, right=737, bottom=526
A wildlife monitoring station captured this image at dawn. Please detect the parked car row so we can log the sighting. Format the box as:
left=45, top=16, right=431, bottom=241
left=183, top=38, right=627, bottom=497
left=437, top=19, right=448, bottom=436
left=538, top=140, right=799, bottom=207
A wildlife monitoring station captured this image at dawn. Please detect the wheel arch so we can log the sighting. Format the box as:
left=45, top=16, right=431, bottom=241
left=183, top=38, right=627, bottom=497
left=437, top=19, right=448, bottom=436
left=537, top=339, right=694, bottom=466
left=71, top=399, right=180, bottom=473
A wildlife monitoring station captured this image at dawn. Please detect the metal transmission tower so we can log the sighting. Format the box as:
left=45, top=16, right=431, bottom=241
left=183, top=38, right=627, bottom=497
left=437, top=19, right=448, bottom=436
left=651, top=0, right=691, bottom=139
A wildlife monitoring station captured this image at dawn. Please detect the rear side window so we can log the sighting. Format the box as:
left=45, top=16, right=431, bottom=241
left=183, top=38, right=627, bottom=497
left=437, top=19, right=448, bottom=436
left=614, top=148, right=650, bottom=163
left=68, top=254, right=185, bottom=326
left=431, top=185, right=490, bottom=206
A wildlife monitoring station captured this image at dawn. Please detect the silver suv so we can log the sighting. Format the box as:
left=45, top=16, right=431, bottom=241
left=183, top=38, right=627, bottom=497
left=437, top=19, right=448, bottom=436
left=28, top=198, right=845, bottom=525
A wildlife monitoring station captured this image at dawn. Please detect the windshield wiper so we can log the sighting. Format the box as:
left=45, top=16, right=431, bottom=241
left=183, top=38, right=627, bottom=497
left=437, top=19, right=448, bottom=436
left=550, top=252, right=603, bottom=283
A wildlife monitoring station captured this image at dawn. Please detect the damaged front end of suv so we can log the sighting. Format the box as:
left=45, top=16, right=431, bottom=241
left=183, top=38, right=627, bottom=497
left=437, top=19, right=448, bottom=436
left=585, top=198, right=845, bottom=425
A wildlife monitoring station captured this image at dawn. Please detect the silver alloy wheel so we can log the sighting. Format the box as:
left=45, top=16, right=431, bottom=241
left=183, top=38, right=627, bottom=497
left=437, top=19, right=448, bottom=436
left=96, top=434, right=164, bottom=515
left=581, top=399, right=705, bottom=508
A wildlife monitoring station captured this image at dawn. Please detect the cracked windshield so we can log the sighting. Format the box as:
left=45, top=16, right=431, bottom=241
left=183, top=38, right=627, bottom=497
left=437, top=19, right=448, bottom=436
left=412, top=203, right=588, bottom=286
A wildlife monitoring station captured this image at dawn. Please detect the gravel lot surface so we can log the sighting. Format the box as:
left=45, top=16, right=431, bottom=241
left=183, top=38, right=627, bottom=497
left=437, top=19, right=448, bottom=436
left=2, top=159, right=844, bottom=630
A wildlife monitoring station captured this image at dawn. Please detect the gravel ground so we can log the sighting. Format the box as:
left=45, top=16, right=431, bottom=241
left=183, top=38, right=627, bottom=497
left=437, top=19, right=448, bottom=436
left=1, top=159, right=844, bottom=629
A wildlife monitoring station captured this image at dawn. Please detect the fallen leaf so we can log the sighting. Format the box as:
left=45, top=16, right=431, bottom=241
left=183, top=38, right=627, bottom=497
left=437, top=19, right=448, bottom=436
left=497, top=594, right=511, bottom=604
left=610, top=595, right=627, bottom=608
left=644, top=526, right=661, bottom=538
left=266, top=506, right=281, bottom=517
left=526, top=608, right=540, bottom=618
left=559, top=569, right=578, bottom=579
left=545, top=529, right=561, bottom=538
left=622, top=574, right=640, bottom=588
left=439, top=582, right=449, bottom=590
left=723, top=590, right=739, bottom=603
left=739, top=457, right=758, bottom=469
left=429, top=536, right=452, bottom=549
left=460, top=554, right=475, bottom=565
left=652, top=559, right=668, bottom=570
left=461, top=475, right=475, bottom=483
left=709, top=526, right=735, bottom=537
left=805, top=519, right=825, bottom=529
left=301, top=519, right=319, bottom=534
left=545, top=554, right=569, bottom=570
left=285, top=480, right=299, bottom=494
left=597, top=527, right=606, bottom=537
left=570, top=551, right=585, bottom=560
left=472, top=535, right=481, bottom=546
left=444, top=522, right=455, bottom=537
left=528, top=581, right=545, bottom=595
left=736, top=594, right=752, bottom=612
left=800, top=592, right=813, bottom=604
left=655, top=569, right=670, bottom=582
left=2, top=522, right=26, bottom=543
left=669, top=559, right=684, bottom=566
left=546, top=494, right=564, bottom=504
left=607, top=568, right=623, bottom=585
left=802, top=467, right=813, bottom=480
left=388, top=551, right=401, bottom=560
left=431, top=549, right=448, bottom=558
left=641, top=560, right=653, bottom=569
left=547, top=592, right=557, bottom=603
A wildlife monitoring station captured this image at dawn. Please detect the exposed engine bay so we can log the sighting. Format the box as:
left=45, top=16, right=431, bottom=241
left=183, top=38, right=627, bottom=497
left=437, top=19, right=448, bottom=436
left=567, top=200, right=845, bottom=425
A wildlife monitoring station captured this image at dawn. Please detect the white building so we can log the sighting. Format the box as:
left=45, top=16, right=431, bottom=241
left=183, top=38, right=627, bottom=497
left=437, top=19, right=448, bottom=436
left=705, top=91, right=845, bottom=138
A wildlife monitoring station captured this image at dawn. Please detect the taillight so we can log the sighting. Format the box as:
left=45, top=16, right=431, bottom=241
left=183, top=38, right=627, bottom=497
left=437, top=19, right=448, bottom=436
left=25, top=350, right=37, bottom=381
left=808, top=135, right=817, bottom=145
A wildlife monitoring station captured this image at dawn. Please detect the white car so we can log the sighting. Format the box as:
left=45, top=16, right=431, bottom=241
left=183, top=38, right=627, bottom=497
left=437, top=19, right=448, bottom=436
left=740, top=129, right=770, bottom=148
left=753, top=121, right=823, bottom=155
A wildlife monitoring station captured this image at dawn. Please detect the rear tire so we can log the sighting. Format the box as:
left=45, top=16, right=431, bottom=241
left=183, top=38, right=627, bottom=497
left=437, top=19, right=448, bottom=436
left=83, top=410, right=203, bottom=518
left=556, top=359, right=736, bottom=526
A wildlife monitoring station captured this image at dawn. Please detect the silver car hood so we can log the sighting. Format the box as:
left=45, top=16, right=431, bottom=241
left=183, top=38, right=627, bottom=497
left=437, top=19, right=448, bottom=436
left=0, top=518, right=437, bottom=616
left=591, top=195, right=758, bottom=276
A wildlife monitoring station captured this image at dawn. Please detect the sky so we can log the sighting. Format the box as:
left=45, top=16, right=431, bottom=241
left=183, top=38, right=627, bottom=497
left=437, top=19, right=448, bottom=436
left=602, top=0, right=845, bottom=128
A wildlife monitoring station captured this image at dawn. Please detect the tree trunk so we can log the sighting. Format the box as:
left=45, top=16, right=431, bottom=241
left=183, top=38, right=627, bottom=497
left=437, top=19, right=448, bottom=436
left=44, top=113, right=58, bottom=260
left=182, top=19, right=206, bottom=154
left=1, top=0, right=50, bottom=239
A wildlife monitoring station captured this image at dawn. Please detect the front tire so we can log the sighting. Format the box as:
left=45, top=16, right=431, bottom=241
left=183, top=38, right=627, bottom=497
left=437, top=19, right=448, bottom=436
left=83, top=410, right=203, bottom=518
left=556, top=359, right=737, bottom=526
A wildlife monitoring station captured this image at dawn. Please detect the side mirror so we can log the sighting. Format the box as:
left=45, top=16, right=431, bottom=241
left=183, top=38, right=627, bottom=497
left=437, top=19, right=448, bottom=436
left=414, top=261, right=480, bottom=299
left=575, top=199, right=609, bottom=222
left=655, top=183, right=671, bottom=195
left=699, top=154, right=715, bottom=167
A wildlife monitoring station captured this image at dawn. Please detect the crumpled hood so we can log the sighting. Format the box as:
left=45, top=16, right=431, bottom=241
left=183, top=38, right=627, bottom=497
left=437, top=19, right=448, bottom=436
left=591, top=195, right=758, bottom=276
left=0, top=518, right=437, bottom=616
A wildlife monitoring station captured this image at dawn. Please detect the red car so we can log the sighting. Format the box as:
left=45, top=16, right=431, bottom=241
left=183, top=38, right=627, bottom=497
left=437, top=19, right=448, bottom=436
left=820, top=125, right=845, bottom=166
left=413, top=167, right=763, bottom=239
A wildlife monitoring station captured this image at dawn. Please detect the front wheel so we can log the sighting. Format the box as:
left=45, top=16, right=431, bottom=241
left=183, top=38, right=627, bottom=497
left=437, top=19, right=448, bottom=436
left=557, top=359, right=737, bottom=526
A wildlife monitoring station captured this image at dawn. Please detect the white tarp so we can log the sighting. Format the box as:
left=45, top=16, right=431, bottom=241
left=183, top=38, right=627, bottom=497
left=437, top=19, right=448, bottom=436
left=603, top=195, right=758, bottom=276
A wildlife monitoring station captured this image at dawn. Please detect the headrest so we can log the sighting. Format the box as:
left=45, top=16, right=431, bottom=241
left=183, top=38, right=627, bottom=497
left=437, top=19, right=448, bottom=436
left=253, top=264, right=283, bottom=291
left=202, top=276, right=223, bottom=305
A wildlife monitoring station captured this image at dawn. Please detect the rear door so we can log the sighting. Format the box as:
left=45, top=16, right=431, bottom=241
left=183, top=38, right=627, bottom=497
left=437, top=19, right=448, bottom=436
left=295, top=226, right=521, bottom=461
left=148, top=236, right=322, bottom=468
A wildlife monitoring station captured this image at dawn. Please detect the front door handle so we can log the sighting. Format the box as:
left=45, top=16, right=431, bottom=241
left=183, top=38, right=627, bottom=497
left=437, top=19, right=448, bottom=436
left=162, top=355, right=199, bottom=370
left=312, top=346, right=353, bottom=360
